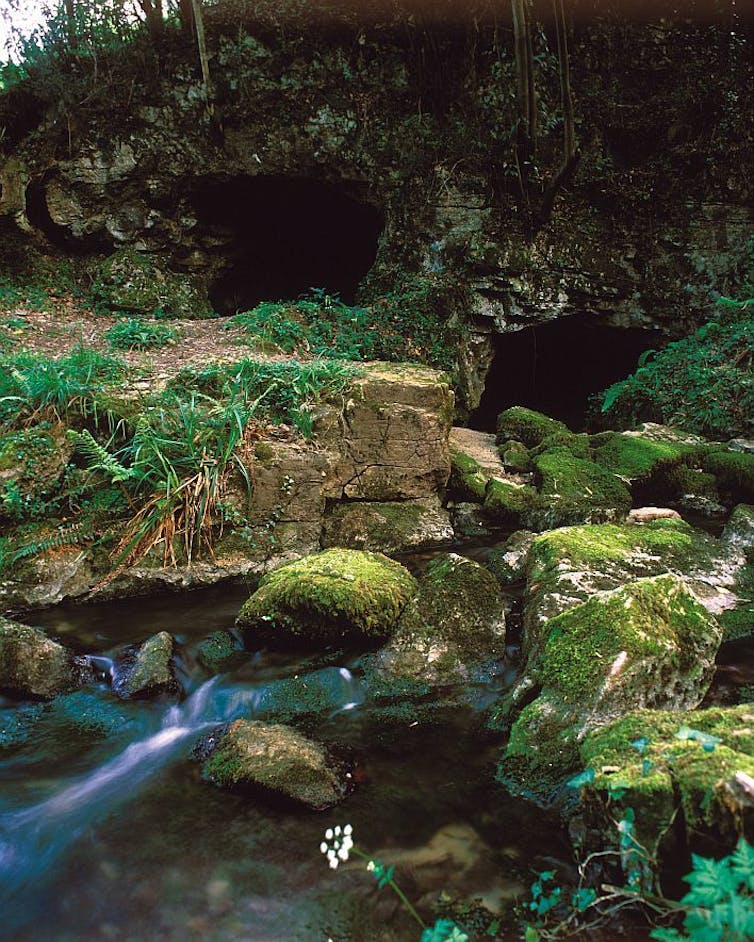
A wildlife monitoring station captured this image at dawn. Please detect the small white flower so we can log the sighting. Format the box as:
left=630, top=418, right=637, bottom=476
left=329, top=857, right=338, bottom=870
left=319, top=842, right=328, bottom=854
left=367, top=860, right=376, bottom=872
left=344, top=824, right=353, bottom=836
left=325, top=828, right=333, bottom=840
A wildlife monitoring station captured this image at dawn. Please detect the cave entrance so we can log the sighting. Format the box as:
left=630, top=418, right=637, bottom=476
left=192, top=176, right=383, bottom=314
left=471, top=317, right=662, bottom=431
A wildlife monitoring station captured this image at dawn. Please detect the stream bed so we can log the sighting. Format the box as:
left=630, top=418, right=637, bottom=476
left=0, top=580, right=571, bottom=942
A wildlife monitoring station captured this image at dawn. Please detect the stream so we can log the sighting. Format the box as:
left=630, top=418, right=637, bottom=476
left=0, top=580, right=568, bottom=941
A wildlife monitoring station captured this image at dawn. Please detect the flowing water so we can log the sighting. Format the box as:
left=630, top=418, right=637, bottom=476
left=0, top=581, right=569, bottom=942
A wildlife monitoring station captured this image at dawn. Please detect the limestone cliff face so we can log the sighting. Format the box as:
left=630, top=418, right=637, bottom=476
left=0, top=5, right=752, bottom=354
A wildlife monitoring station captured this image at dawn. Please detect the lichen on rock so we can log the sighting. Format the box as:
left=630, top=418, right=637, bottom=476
left=0, top=616, right=89, bottom=700
left=198, top=719, right=348, bottom=810
left=236, top=548, right=417, bottom=642
left=112, top=631, right=181, bottom=700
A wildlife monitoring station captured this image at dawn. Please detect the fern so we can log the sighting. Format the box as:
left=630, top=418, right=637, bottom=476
left=67, top=428, right=133, bottom=483
left=11, top=523, right=86, bottom=563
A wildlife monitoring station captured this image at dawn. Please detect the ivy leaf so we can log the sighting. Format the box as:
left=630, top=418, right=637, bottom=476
left=675, top=726, right=722, bottom=752
left=649, top=929, right=683, bottom=941
left=630, top=737, right=650, bottom=754
left=524, top=928, right=540, bottom=942
left=566, top=768, right=595, bottom=789
left=572, top=887, right=597, bottom=912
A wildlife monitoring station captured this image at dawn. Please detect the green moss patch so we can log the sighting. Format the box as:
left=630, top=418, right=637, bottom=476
left=532, top=446, right=632, bottom=527
left=496, top=407, right=570, bottom=449
left=593, top=432, right=699, bottom=482
left=580, top=705, right=754, bottom=860
left=703, top=450, right=754, bottom=503
left=449, top=451, right=488, bottom=502
left=236, top=548, right=418, bottom=642
left=497, top=575, right=721, bottom=803
left=484, top=479, right=540, bottom=527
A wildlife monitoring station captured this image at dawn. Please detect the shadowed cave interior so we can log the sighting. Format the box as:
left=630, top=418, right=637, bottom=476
left=192, top=175, right=384, bottom=315
left=471, top=316, right=663, bottom=431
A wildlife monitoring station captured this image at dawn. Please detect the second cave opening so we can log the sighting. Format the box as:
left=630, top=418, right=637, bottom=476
left=471, top=316, right=662, bottom=431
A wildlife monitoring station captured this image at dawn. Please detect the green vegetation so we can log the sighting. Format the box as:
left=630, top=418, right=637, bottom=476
left=532, top=446, right=632, bottom=526
left=229, top=278, right=460, bottom=369
left=104, top=318, right=177, bottom=351
left=598, top=297, right=754, bottom=440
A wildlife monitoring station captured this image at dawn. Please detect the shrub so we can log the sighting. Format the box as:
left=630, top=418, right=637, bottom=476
left=596, top=299, right=754, bottom=439
left=105, top=318, right=177, bottom=350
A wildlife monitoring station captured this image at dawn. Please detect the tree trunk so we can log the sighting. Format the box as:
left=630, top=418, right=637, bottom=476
left=178, top=0, right=194, bottom=36
left=190, top=0, right=215, bottom=120
left=64, top=0, right=76, bottom=50
left=511, top=0, right=536, bottom=192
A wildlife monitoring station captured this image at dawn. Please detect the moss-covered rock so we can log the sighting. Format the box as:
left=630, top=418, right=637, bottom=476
left=593, top=430, right=699, bottom=483
left=449, top=450, right=488, bottom=502
left=0, top=422, right=72, bottom=522
left=523, top=517, right=732, bottom=655
left=196, top=631, right=246, bottom=674
left=92, top=248, right=210, bottom=318
left=236, top=548, right=417, bottom=642
left=0, top=616, right=89, bottom=700
left=199, top=719, right=348, bottom=810
left=703, top=450, right=754, bottom=503
left=579, top=705, right=754, bottom=877
left=483, top=478, right=540, bottom=527
left=498, top=575, right=722, bottom=803
left=722, top=504, right=754, bottom=553
left=496, top=407, right=570, bottom=449
left=372, top=553, right=506, bottom=683
left=486, top=530, right=535, bottom=585
left=499, top=440, right=532, bottom=474
left=531, top=446, right=632, bottom=528
left=113, top=631, right=181, bottom=700
left=322, top=497, right=453, bottom=554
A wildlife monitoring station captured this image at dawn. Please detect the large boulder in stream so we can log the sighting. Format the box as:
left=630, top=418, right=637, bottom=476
left=112, top=631, right=181, bottom=700
left=370, top=554, right=506, bottom=684
left=0, top=616, right=90, bottom=700
left=236, top=548, right=417, bottom=643
left=496, top=575, right=722, bottom=803
left=198, top=719, right=349, bottom=810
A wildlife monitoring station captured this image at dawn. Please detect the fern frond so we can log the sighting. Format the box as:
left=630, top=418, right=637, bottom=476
left=67, top=428, right=133, bottom=483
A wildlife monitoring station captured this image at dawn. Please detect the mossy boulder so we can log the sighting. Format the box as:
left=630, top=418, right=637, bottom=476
left=236, top=548, right=417, bottom=643
left=92, top=248, right=210, bottom=318
left=372, top=553, right=506, bottom=683
left=593, top=430, right=700, bottom=484
left=496, top=407, right=570, bottom=449
left=523, top=517, right=732, bottom=655
left=322, top=497, right=453, bottom=555
left=483, top=479, right=540, bottom=528
left=0, top=423, right=72, bottom=521
left=579, top=705, right=754, bottom=878
left=722, top=504, right=754, bottom=553
left=499, top=440, right=532, bottom=474
left=198, top=719, right=348, bottom=810
left=702, top=450, right=754, bottom=503
left=449, top=451, right=488, bottom=502
left=196, top=631, right=246, bottom=674
left=0, top=616, right=89, bottom=700
left=486, top=530, right=535, bottom=585
left=113, top=631, right=181, bottom=700
left=497, top=575, right=722, bottom=803
left=531, top=446, right=632, bottom=528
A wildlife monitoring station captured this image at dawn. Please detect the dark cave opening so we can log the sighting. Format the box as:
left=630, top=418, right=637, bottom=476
left=192, top=176, right=384, bottom=314
left=471, top=317, right=662, bottom=432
